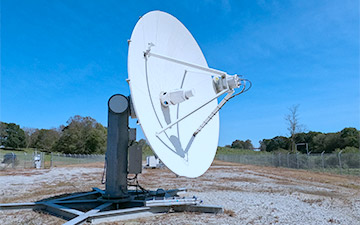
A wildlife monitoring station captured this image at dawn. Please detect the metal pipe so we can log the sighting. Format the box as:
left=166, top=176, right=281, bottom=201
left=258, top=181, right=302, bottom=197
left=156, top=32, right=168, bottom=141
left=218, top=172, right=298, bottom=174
left=306, top=143, right=309, bottom=155
left=148, top=52, right=227, bottom=77
left=287, top=152, right=290, bottom=168
left=278, top=153, right=281, bottom=167
left=193, top=90, right=234, bottom=136
left=104, top=94, right=129, bottom=199
left=338, top=150, right=343, bottom=175
left=11, top=152, right=15, bottom=169
left=156, top=89, right=228, bottom=136
left=321, top=151, right=325, bottom=171
left=50, top=152, right=53, bottom=168
left=24, top=152, right=27, bottom=169
left=296, top=152, right=299, bottom=169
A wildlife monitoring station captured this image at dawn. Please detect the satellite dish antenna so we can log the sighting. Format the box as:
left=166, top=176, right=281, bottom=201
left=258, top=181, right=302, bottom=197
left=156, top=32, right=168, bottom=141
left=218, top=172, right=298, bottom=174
left=0, top=10, right=250, bottom=223
left=128, top=11, right=250, bottom=177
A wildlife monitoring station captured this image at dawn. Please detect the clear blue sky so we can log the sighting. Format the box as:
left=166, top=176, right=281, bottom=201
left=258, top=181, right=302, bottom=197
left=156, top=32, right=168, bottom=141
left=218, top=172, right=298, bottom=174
left=1, top=0, right=359, bottom=147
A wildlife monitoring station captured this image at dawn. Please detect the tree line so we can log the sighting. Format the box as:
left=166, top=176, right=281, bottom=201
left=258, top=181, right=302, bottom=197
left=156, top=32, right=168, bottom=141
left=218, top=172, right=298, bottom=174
left=1, top=115, right=358, bottom=155
left=225, top=127, right=359, bottom=154
left=0, top=115, right=107, bottom=154
left=259, top=127, right=359, bottom=154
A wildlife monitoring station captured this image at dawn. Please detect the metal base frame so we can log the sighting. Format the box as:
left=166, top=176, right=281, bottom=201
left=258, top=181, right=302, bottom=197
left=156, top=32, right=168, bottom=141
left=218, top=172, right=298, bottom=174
left=0, top=95, right=223, bottom=224
left=0, top=187, right=222, bottom=225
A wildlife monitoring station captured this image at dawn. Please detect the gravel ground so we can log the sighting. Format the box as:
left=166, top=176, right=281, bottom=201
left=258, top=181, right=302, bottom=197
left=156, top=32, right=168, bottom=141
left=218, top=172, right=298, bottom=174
left=0, top=161, right=359, bottom=225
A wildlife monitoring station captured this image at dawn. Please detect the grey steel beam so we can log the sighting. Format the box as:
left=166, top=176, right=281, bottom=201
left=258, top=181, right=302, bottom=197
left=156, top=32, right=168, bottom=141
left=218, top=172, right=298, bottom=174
left=92, top=187, right=105, bottom=194
left=47, top=191, right=98, bottom=203
left=40, top=202, right=83, bottom=220
left=0, top=202, right=37, bottom=210
left=51, top=199, right=100, bottom=204
left=146, top=198, right=197, bottom=207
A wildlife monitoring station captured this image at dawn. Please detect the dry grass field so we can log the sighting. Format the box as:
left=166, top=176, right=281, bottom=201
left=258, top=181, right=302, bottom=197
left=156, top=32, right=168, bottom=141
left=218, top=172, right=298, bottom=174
left=0, top=160, right=359, bottom=224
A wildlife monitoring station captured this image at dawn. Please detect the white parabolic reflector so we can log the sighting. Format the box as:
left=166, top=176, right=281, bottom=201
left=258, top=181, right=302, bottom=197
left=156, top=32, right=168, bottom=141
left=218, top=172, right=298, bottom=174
left=128, top=11, right=220, bottom=178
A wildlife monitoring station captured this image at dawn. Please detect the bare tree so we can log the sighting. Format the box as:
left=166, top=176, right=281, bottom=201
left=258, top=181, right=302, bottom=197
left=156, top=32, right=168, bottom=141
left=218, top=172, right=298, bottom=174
left=23, top=127, right=37, bottom=148
left=285, top=105, right=304, bottom=152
